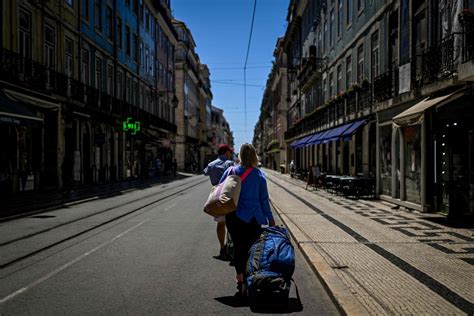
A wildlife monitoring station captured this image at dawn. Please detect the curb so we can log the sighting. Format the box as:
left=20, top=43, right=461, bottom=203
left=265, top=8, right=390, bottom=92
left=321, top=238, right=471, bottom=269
left=270, top=199, right=368, bottom=316
left=0, top=174, right=192, bottom=223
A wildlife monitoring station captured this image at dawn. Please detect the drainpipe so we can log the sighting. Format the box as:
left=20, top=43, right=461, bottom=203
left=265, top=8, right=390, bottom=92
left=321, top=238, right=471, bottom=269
left=421, top=112, right=427, bottom=211
left=399, top=127, right=406, bottom=201
left=391, top=125, right=398, bottom=198
left=376, top=115, right=380, bottom=196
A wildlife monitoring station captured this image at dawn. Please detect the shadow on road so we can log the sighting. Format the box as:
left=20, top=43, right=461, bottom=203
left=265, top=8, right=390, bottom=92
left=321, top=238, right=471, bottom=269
left=215, top=296, right=303, bottom=313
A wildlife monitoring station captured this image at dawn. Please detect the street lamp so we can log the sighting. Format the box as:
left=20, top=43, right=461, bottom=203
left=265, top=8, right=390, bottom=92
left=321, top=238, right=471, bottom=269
left=171, top=95, right=179, bottom=108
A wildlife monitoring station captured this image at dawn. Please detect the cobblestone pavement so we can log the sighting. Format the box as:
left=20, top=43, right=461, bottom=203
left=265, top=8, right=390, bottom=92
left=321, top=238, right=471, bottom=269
left=264, top=169, right=474, bottom=315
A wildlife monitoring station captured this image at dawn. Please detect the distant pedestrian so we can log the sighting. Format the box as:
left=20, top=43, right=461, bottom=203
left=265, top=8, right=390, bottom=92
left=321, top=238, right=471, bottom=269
left=172, top=159, right=178, bottom=177
left=203, top=144, right=234, bottom=260
left=219, top=143, right=275, bottom=297
left=290, top=160, right=296, bottom=177
left=155, top=158, right=162, bottom=177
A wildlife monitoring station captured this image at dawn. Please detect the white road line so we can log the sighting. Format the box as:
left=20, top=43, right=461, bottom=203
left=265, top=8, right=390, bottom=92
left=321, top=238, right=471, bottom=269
left=164, top=203, right=177, bottom=211
left=0, top=218, right=151, bottom=305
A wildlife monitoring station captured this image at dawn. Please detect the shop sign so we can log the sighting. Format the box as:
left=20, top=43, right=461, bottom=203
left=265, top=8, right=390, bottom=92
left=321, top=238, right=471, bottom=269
left=123, top=117, right=141, bottom=135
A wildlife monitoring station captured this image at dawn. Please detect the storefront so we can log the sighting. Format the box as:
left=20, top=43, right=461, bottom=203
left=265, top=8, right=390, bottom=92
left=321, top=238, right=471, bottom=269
left=433, top=94, right=474, bottom=219
left=0, top=91, right=43, bottom=194
left=386, top=89, right=470, bottom=215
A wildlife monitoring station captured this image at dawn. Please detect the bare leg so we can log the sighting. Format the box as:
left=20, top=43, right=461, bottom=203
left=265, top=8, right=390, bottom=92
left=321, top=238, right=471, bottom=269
left=217, top=221, right=226, bottom=250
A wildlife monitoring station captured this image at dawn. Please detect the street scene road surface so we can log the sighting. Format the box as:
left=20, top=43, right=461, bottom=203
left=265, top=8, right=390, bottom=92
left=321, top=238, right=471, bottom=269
left=0, top=175, right=339, bottom=315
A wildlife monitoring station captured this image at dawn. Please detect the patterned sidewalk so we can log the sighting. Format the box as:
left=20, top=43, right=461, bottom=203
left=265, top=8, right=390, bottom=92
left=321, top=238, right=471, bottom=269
left=265, top=169, right=474, bottom=315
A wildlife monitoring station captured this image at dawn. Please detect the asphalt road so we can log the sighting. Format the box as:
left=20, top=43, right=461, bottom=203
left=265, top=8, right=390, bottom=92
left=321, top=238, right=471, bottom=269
left=0, top=175, right=339, bottom=315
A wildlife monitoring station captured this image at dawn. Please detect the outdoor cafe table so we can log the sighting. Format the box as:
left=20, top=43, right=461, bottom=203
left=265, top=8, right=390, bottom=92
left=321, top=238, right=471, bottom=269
left=323, top=175, right=375, bottom=198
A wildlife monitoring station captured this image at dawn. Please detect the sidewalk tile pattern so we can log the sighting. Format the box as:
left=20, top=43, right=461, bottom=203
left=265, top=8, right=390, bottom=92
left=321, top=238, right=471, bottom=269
left=265, top=170, right=474, bottom=315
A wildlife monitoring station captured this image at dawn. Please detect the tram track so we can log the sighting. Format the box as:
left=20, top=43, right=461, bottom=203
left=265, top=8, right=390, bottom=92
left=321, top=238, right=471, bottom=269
left=0, top=177, right=208, bottom=270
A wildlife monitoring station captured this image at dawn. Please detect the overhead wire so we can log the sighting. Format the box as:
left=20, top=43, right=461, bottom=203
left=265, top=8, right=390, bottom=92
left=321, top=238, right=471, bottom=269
left=243, top=0, right=258, bottom=140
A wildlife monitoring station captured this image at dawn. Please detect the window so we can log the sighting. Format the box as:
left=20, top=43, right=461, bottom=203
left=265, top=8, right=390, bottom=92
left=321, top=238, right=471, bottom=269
left=330, top=10, right=335, bottom=47
left=95, top=57, right=102, bottom=90
left=81, top=48, right=90, bottom=84
left=145, top=7, right=149, bottom=32
left=82, top=0, right=89, bottom=20
left=126, top=76, right=131, bottom=103
left=139, top=42, right=143, bottom=66
left=19, top=10, right=32, bottom=59
left=126, top=26, right=131, bottom=56
left=357, top=0, right=364, bottom=12
left=145, top=48, right=149, bottom=73
left=132, top=80, right=138, bottom=105
left=337, top=0, right=343, bottom=37
left=117, top=70, right=123, bottom=99
left=133, top=0, right=138, bottom=16
left=329, top=72, right=334, bottom=97
left=337, top=65, right=342, bottom=93
left=357, top=44, right=364, bottom=83
left=371, top=31, right=379, bottom=82
left=346, top=0, right=352, bottom=25
left=133, top=33, right=138, bottom=62
left=44, top=24, right=56, bottom=69
left=65, top=37, right=74, bottom=78
left=107, top=64, right=113, bottom=95
left=106, top=6, right=112, bottom=41
left=94, top=0, right=102, bottom=32
left=66, top=0, right=73, bottom=7
left=117, top=17, right=122, bottom=49
left=323, top=20, right=328, bottom=53
left=346, top=55, right=352, bottom=89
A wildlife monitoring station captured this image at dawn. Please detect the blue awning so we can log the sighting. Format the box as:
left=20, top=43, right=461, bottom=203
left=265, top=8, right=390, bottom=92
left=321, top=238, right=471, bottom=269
left=341, top=119, right=366, bottom=141
left=320, top=122, right=354, bottom=143
left=304, top=131, right=323, bottom=146
left=291, top=134, right=313, bottom=148
left=294, top=134, right=314, bottom=148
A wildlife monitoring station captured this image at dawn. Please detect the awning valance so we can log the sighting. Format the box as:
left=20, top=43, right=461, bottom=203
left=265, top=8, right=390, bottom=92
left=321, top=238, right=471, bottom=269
left=393, top=91, right=464, bottom=126
left=0, top=90, right=43, bottom=126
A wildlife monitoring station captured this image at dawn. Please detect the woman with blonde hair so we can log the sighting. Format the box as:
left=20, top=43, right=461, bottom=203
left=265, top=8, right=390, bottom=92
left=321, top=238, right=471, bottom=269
left=218, top=143, right=275, bottom=297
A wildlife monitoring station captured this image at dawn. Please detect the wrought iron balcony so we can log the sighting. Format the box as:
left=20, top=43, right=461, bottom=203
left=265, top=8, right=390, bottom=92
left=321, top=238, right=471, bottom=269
left=0, top=48, right=177, bottom=133
left=297, top=57, right=326, bottom=91
left=358, top=86, right=372, bottom=110
left=421, top=32, right=461, bottom=85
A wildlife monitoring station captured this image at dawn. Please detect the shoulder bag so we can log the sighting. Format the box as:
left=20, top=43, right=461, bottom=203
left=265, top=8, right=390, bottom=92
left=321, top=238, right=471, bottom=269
left=203, top=167, right=254, bottom=217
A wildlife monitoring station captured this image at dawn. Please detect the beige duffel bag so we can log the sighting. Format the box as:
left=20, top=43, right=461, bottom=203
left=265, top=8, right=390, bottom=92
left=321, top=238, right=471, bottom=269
left=203, top=167, right=254, bottom=217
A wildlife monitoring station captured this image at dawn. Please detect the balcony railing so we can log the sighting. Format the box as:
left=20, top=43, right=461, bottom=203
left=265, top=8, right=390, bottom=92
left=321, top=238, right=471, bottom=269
left=419, top=32, right=474, bottom=85
left=0, top=48, right=177, bottom=133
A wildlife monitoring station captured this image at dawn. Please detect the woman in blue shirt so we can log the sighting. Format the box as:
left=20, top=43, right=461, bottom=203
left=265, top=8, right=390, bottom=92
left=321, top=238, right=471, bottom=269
left=219, top=143, right=275, bottom=296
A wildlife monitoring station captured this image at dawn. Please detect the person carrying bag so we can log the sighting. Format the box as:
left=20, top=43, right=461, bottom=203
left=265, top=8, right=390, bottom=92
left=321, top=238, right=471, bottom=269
left=217, top=144, right=275, bottom=298
left=203, top=166, right=253, bottom=217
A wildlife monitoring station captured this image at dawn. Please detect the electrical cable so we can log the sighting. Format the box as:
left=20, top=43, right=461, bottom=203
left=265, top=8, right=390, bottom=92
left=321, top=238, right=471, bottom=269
left=243, top=0, right=258, bottom=140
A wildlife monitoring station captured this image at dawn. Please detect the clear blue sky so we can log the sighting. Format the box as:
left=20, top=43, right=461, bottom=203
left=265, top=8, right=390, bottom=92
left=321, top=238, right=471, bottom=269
left=171, top=0, right=289, bottom=152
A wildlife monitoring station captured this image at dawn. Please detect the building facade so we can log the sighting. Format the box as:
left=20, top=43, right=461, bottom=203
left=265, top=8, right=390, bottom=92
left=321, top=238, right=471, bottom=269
left=173, top=19, right=213, bottom=172
left=0, top=0, right=178, bottom=194
left=211, top=105, right=234, bottom=150
left=256, top=0, right=474, bottom=219
left=254, top=37, right=288, bottom=171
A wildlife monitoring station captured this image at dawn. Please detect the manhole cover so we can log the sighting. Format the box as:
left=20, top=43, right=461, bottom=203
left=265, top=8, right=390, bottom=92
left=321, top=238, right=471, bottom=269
left=29, top=215, right=56, bottom=219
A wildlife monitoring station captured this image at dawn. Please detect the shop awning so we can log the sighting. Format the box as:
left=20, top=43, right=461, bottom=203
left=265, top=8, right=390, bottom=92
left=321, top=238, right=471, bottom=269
left=290, top=134, right=313, bottom=148
left=304, top=131, right=324, bottom=146
left=341, top=119, right=366, bottom=141
left=320, top=122, right=354, bottom=143
left=0, top=91, right=43, bottom=126
left=393, top=91, right=464, bottom=126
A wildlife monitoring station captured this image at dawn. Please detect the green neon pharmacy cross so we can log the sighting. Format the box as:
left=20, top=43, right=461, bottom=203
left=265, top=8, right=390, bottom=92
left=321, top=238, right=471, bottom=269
left=123, top=117, right=141, bottom=135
